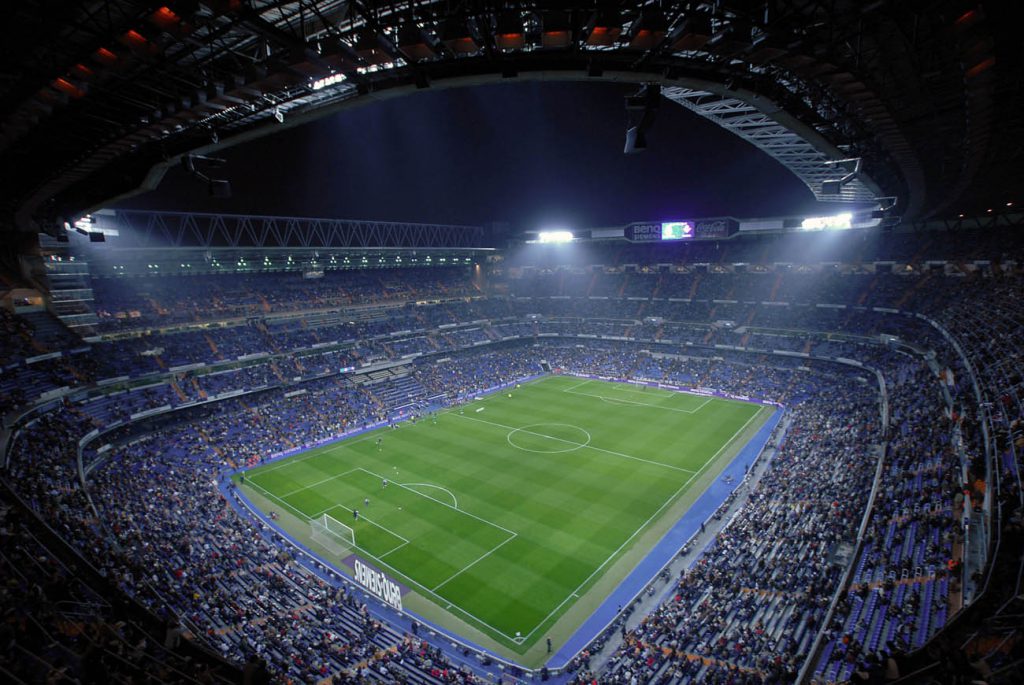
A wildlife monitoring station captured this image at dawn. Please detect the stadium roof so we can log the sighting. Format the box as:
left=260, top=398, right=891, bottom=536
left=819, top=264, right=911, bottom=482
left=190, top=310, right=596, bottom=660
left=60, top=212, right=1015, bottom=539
left=1, top=1, right=1019, bottom=237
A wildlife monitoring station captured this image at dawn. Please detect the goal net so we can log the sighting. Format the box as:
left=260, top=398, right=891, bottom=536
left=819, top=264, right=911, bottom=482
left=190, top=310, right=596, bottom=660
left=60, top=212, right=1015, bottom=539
left=310, top=513, right=355, bottom=555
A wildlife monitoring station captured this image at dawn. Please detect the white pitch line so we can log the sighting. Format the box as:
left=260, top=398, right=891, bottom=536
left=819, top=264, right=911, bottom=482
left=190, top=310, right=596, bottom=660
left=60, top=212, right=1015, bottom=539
left=244, top=378, right=767, bottom=646
left=519, top=404, right=768, bottom=641
left=244, top=479, right=308, bottom=520
left=241, top=454, right=524, bottom=642
left=377, top=540, right=410, bottom=559
left=249, top=431, right=380, bottom=477
left=562, top=378, right=593, bottom=392
left=362, top=551, right=522, bottom=640
left=243, top=481, right=522, bottom=642
left=563, top=388, right=712, bottom=414
left=279, top=468, right=357, bottom=498
left=455, top=413, right=697, bottom=475
left=355, top=467, right=517, bottom=537
left=402, top=482, right=459, bottom=509
left=309, top=502, right=410, bottom=546
left=569, top=383, right=676, bottom=400
left=431, top=533, right=518, bottom=592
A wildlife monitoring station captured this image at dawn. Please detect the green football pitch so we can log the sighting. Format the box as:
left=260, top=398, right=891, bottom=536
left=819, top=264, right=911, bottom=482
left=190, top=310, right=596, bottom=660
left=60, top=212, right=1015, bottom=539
left=238, top=375, right=769, bottom=657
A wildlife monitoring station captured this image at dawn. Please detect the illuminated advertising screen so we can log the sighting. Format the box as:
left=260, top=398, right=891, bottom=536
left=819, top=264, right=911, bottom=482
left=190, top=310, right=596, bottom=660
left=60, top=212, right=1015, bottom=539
left=661, top=221, right=695, bottom=240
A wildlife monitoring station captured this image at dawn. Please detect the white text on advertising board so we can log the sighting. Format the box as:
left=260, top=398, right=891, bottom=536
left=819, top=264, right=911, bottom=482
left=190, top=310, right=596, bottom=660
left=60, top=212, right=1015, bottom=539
left=354, top=559, right=403, bottom=611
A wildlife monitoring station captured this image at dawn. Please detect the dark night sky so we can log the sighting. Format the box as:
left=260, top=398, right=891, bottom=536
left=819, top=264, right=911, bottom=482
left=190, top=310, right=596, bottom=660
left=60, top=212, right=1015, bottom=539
left=117, top=80, right=820, bottom=231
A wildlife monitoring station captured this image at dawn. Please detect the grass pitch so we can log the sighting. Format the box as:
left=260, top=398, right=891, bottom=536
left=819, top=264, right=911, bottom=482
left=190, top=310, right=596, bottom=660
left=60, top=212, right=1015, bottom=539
left=239, top=375, right=768, bottom=655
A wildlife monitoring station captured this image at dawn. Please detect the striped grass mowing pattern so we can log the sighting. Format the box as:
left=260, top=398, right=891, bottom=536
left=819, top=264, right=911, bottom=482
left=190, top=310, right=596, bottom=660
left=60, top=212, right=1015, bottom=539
left=239, top=375, right=766, bottom=652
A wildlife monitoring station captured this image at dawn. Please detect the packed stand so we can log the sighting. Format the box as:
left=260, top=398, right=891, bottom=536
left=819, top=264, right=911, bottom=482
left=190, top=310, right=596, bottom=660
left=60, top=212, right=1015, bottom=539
left=586, top=380, right=881, bottom=685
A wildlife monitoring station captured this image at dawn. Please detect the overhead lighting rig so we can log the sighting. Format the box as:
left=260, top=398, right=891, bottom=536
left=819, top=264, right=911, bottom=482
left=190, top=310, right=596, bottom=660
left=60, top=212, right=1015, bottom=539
left=624, top=83, right=661, bottom=154
left=821, top=157, right=862, bottom=195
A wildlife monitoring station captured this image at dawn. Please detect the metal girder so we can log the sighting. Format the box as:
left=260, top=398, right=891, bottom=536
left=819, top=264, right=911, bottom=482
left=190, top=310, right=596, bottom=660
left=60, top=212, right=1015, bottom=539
left=104, top=210, right=487, bottom=249
left=661, top=86, right=879, bottom=205
left=7, top=0, right=1019, bottom=233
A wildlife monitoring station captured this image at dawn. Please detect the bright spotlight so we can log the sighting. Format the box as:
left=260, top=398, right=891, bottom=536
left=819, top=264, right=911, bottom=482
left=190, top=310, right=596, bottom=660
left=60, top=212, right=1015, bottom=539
left=536, top=230, right=574, bottom=244
left=800, top=213, right=853, bottom=231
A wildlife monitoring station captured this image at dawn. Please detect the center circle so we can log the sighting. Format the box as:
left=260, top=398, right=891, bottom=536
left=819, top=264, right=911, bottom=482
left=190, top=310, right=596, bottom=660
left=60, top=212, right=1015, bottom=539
left=506, top=423, right=592, bottom=454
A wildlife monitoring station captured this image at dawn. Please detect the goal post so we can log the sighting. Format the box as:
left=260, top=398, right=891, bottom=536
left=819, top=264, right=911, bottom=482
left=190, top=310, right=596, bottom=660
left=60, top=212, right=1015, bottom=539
left=310, top=513, right=355, bottom=554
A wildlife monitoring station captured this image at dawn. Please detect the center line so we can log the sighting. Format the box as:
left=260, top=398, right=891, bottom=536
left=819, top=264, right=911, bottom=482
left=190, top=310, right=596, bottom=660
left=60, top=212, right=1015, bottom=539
left=455, top=413, right=697, bottom=474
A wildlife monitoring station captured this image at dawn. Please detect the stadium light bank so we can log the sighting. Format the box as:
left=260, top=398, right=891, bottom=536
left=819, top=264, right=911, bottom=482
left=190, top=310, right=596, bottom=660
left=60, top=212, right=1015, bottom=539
left=530, top=230, right=575, bottom=244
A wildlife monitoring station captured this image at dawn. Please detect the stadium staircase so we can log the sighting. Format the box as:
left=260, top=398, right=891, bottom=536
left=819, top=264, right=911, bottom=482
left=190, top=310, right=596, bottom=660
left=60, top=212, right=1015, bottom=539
left=145, top=296, right=166, bottom=317
left=688, top=274, right=702, bottom=299
left=358, top=387, right=386, bottom=415
left=37, top=235, right=100, bottom=335
left=269, top=361, right=287, bottom=383
left=907, top=236, right=935, bottom=266
left=169, top=377, right=189, bottom=403
left=377, top=375, right=427, bottom=412
left=65, top=359, right=91, bottom=384
left=618, top=274, right=629, bottom=297
left=190, top=376, right=207, bottom=399
left=198, top=427, right=225, bottom=460
left=768, top=273, right=784, bottom=301
left=857, top=276, right=878, bottom=305
left=28, top=334, right=49, bottom=354
left=895, top=271, right=934, bottom=308
left=204, top=333, right=220, bottom=358
left=18, top=309, right=81, bottom=351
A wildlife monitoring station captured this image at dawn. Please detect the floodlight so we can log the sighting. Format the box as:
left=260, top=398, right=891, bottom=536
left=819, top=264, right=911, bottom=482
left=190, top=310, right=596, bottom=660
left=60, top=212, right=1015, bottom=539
left=800, top=213, right=853, bottom=231
left=537, top=230, right=574, bottom=243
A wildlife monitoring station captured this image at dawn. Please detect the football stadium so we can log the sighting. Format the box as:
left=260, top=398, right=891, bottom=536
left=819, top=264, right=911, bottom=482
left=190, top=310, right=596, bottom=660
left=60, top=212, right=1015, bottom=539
left=1, top=3, right=1022, bottom=685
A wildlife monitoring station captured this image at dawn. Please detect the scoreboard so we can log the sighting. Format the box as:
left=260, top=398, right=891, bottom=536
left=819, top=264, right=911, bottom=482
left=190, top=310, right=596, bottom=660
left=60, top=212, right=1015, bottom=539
left=660, top=221, right=694, bottom=240
left=625, top=217, right=738, bottom=243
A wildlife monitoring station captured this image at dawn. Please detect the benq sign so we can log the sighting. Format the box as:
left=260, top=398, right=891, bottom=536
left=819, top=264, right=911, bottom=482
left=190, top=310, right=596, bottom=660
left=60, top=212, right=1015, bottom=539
left=625, top=223, right=662, bottom=242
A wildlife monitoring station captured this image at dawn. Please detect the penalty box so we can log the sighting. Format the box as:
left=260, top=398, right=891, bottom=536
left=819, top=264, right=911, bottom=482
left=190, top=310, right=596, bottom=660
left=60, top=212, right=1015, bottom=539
left=286, top=467, right=515, bottom=591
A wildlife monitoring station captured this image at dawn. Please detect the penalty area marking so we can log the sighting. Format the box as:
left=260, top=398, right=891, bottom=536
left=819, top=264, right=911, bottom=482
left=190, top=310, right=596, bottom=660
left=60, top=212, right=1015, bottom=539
left=248, top=430, right=382, bottom=478
left=240, top=453, right=526, bottom=643
left=279, top=468, right=358, bottom=498
left=402, top=482, right=459, bottom=509
left=354, top=467, right=516, bottom=537
left=506, top=423, right=592, bottom=454
left=431, top=532, right=518, bottom=592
